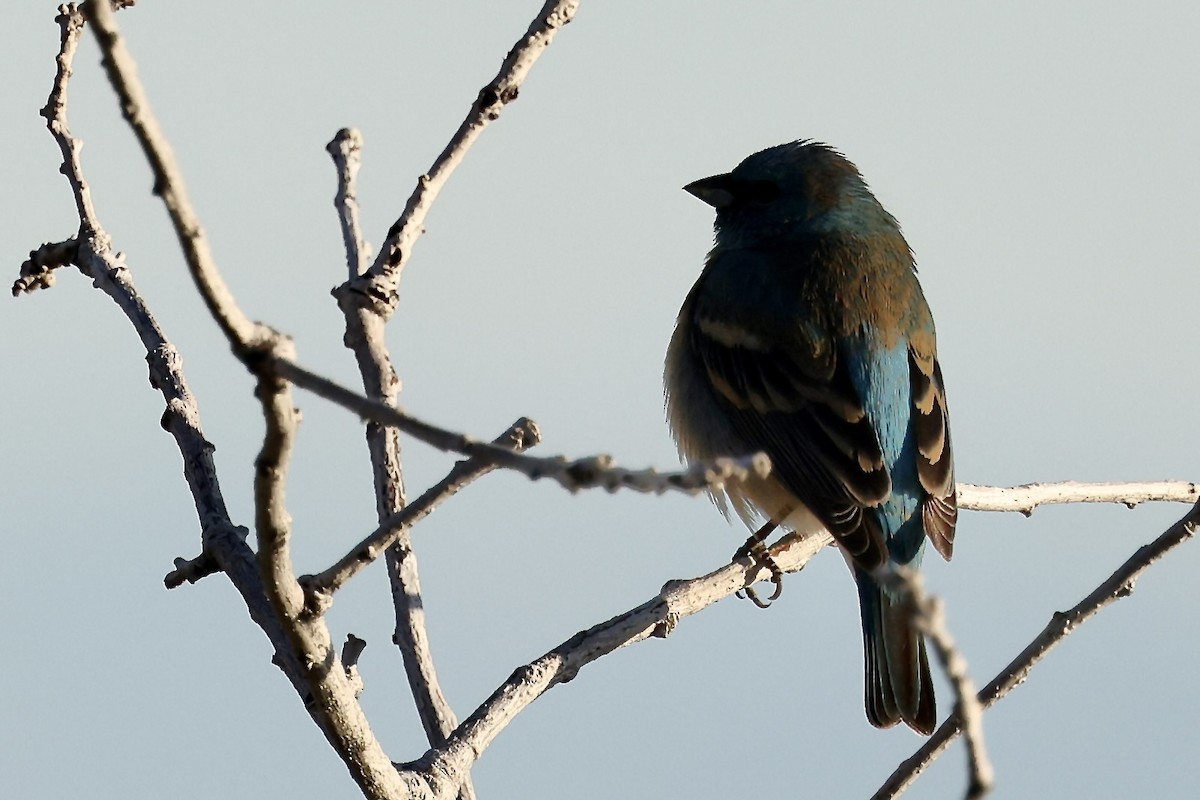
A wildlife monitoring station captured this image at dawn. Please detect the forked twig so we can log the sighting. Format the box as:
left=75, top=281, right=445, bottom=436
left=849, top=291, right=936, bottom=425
left=872, top=499, right=1200, bottom=799
left=875, top=566, right=993, bottom=799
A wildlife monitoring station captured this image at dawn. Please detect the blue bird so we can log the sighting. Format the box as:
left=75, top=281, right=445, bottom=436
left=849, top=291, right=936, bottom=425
left=665, top=140, right=956, bottom=734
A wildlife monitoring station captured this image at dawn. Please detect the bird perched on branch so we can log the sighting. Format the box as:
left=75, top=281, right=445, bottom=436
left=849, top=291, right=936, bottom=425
left=664, top=140, right=956, bottom=734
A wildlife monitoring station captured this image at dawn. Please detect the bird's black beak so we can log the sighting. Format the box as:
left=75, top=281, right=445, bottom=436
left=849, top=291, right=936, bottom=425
left=683, top=173, right=738, bottom=210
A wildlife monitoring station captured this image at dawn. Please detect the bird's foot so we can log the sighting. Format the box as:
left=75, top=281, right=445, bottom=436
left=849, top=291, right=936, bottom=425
left=733, top=522, right=784, bottom=608
left=739, top=548, right=784, bottom=608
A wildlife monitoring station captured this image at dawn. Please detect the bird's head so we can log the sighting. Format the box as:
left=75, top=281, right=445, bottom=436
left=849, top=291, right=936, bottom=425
left=684, top=140, right=901, bottom=248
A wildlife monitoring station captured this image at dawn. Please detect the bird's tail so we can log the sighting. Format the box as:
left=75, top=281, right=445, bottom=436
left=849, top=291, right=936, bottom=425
left=855, top=569, right=936, bottom=735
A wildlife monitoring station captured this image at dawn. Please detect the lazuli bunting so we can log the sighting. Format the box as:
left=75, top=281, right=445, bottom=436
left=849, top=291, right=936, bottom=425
left=665, top=140, right=956, bottom=734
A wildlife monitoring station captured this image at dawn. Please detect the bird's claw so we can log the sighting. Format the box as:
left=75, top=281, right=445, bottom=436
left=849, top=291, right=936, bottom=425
left=733, top=523, right=785, bottom=609
left=743, top=551, right=785, bottom=608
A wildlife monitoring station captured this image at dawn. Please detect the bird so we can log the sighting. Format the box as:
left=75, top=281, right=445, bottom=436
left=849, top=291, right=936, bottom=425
left=664, top=140, right=956, bottom=735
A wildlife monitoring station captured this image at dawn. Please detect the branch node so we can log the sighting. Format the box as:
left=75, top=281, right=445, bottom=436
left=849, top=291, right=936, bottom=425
left=296, top=573, right=335, bottom=620
left=652, top=612, right=680, bottom=639
left=13, top=238, right=78, bottom=296
left=164, top=551, right=219, bottom=588
left=333, top=275, right=398, bottom=319
left=164, top=523, right=247, bottom=587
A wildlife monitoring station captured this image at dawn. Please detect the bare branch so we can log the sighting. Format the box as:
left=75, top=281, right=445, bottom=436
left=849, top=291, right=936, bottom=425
left=957, top=480, right=1198, bottom=514
left=12, top=6, right=93, bottom=298
left=302, top=415, right=539, bottom=785
left=19, top=2, right=308, bottom=700
left=396, top=531, right=830, bottom=793
left=921, top=597, right=991, bottom=800
left=13, top=239, right=77, bottom=295
left=876, top=567, right=993, bottom=799
left=322, top=12, right=586, bottom=762
left=77, top=4, right=408, bottom=795
left=327, top=126, right=472, bottom=799
left=270, top=354, right=771, bottom=493
left=363, top=0, right=581, bottom=302
left=304, top=419, right=541, bottom=601
left=252, top=340, right=303, bottom=625
left=84, top=0, right=263, bottom=351
left=35, top=2, right=235, bottom=577
left=325, top=4, right=574, bottom=779
left=249, top=338, right=407, bottom=799
left=164, top=549, right=220, bottom=588
left=872, top=498, right=1200, bottom=799
left=41, top=6, right=98, bottom=229
left=327, top=128, right=372, bottom=278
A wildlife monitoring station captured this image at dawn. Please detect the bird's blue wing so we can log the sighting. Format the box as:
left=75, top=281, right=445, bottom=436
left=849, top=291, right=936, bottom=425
left=687, top=304, right=894, bottom=569
left=687, top=275, right=956, bottom=569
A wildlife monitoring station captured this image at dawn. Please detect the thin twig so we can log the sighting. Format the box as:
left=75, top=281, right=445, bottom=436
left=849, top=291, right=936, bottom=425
left=957, top=481, right=1197, bottom=514
left=304, top=419, right=541, bottom=601
left=22, top=3, right=307, bottom=700
left=362, top=0, right=580, bottom=299
left=13, top=238, right=77, bottom=295
left=340, top=418, right=534, bottom=779
left=323, top=7, right=573, bottom=786
left=41, top=6, right=98, bottom=229
left=327, top=127, right=473, bottom=800
left=274, top=353, right=1200, bottom=507
left=83, top=5, right=406, bottom=796
left=85, top=0, right=262, bottom=350
left=250, top=343, right=411, bottom=799
left=872, top=499, right=1200, bottom=799
left=401, top=530, right=832, bottom=796
left=270, top=354, right=771, bottom=494
left=876, top=567, right=993, bottom=799
left=326, top=128, right=372, bottom=278
left=921, top=596, right=991, bottom=800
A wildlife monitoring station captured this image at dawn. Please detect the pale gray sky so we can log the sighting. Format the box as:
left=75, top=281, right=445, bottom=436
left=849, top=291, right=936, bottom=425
left=4, top=2, right=1199, bottom=798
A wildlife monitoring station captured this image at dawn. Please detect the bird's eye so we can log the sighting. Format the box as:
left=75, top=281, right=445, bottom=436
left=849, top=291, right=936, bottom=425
left=740, top=179, right=781, bottom=204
